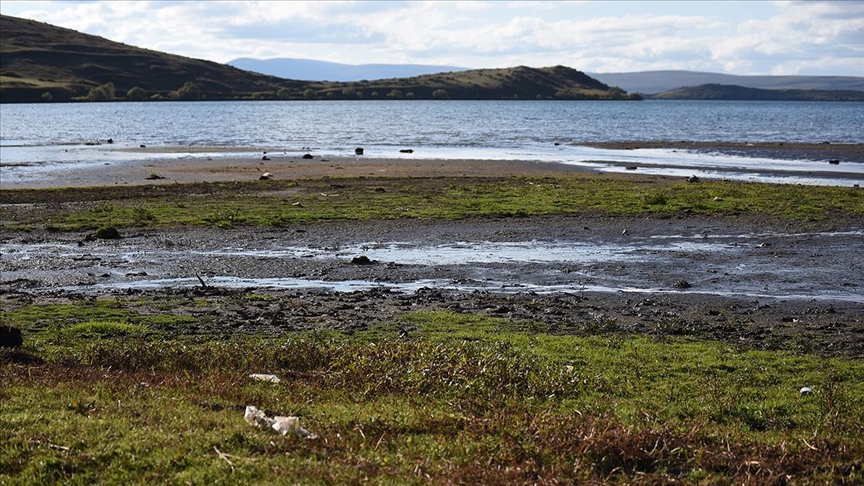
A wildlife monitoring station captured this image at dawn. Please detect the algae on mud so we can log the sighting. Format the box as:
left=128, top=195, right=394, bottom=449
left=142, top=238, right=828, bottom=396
left=2, top=175, right=862, bottom=232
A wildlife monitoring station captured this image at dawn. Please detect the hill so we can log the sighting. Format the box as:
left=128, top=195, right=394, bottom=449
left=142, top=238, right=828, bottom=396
left=229, top=57, right=469, bottom=82
left=0, top=14, right=636, bottom=102
left=0, top=14, right=302, bottom=102
left=299, top=65, right=639, bottom=100
left=651, top=83, right=864, bottom=101
left=589, top=70, right=864, bottom=95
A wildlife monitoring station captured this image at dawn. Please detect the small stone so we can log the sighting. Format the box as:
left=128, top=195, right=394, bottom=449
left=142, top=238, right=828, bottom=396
left=94, top=226, right=121, bottom=240
left=351, top=255, right=376, bottom=265
left=800, top=386, right=813, bottom=395
left=355, top=147, right=364, bottom=155
left=673, top=279, right=692, bottom=289
left=302, top=153, right=314, bottom=159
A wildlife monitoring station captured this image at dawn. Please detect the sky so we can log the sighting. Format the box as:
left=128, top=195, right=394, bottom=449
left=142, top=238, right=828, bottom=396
left=1, top=1, right=862, bottom=76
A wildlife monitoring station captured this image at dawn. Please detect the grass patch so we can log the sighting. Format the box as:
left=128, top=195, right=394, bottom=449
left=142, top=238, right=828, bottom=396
left=62, top=321, right=148, bottom=338
left=2, top=176, right=862, bottom=231
left=2, top=310, right=862, bottom=483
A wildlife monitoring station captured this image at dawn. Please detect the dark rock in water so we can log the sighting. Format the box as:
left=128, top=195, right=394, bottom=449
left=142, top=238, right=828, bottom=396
left=351, top=255, right=376, bottom=265
left=107, top=138, right=114, bottom=144
left=140, top=144, right=147, bottom=148
left=355, top=147, right=364, bottom=155
left=262, top=155, right=271, bottom=161
left=828, top=159, right=840, bottom=165
left=687, top=175, right=700, bottom=183
left=302, top=153, right=314, bottom=159
left=145, top=173, right=166, bottom=180
left=626, top=165, right=638, bottom=171
left=0, top=326, right=23, bottom=348
left=399, top=149, right=414, bottom=154
left=673, top=279, right=692, bottom=289
left=94, top=226, right=121, bottom=240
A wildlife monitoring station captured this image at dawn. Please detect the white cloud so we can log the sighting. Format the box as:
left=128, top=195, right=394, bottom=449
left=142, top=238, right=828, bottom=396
left=1, top=0, right=861, bottom=75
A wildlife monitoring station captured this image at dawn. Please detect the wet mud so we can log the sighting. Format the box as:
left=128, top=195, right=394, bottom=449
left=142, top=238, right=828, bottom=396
left=2, top=214, right=862, bottom=356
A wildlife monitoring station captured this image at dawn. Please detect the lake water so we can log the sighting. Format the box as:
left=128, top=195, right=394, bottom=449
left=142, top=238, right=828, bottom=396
left=2, top=100, right=863, bottom=186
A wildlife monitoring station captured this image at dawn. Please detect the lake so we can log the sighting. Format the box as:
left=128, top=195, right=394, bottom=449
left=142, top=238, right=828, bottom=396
left=1, top=100, right=863, bottom=186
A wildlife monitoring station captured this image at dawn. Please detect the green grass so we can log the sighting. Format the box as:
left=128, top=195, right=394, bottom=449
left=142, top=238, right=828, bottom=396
left=2, top=311, right=862, bottom=483
left=2, top=176, right=862, bottom=232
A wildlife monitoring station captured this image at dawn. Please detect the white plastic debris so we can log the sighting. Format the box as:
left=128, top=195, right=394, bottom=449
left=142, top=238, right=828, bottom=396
left=249, top=373, right=281, bottom=383
left=800, top=386, right=813, bottom=395
left=272, top=416, right=317, bottom=438
left=244, top=406, right=317, bottom=439
left=244, top=405, right=274, bottom=428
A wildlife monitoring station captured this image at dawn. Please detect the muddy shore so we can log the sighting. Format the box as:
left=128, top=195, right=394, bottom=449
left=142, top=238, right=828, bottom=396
left=2, top=214, right=862, bottom=356
left=2, top=145, right=862, bottom=356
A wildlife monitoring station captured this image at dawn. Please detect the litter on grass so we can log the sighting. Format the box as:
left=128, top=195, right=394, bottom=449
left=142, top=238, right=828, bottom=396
left=249, top=373, right=281, bottom=383
left=243, top=406, right=317, bottom=438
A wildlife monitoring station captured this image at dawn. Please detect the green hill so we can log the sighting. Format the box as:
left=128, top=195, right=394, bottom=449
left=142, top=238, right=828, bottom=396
left=0, top=14, right=637, bottom=103
left=651, top=83, right=864, bottom=101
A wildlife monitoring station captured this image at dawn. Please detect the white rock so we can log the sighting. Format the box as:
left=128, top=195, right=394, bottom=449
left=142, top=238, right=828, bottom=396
left=800, top=386, right=813, bottom=395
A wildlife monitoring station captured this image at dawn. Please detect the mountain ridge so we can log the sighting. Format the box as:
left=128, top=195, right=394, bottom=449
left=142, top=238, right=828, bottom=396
left=225, top=58, right=864, bottom=94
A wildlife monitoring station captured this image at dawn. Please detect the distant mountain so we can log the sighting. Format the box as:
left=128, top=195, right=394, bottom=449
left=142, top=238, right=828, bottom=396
left=229, top=57, right=469, bottom=82
left=651, top=84, right=864, bottom=101
left=588, top=70, right=864, bottom=95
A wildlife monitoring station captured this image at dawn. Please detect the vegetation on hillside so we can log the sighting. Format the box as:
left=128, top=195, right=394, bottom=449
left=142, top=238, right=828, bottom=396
left=0, top=14, right=638, bottom=103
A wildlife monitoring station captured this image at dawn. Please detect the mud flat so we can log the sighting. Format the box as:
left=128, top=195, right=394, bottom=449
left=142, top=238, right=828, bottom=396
left=3, top=214, right=862, bottom=356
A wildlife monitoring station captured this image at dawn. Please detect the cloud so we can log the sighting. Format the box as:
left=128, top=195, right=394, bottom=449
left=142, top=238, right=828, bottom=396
left=1, top=0, right=861, bottom=75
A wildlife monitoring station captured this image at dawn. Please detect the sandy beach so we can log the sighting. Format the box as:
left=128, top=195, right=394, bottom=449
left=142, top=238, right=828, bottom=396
left=1, top=141, right=862, bottom=190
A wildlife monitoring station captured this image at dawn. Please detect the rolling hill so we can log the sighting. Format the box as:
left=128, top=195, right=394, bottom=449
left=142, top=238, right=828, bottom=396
left=651, top=84, right=864, bottom=101
left=0, top=14, right=636, bottom=102
left=0, top=14, right=301, bottom=102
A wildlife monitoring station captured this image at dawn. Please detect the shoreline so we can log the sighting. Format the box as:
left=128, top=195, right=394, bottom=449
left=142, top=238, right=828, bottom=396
left=1, top=141, right=863, bottom=190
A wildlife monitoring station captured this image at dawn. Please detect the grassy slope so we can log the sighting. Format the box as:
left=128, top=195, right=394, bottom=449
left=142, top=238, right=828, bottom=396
left=0, top=14, right=635, bottom=102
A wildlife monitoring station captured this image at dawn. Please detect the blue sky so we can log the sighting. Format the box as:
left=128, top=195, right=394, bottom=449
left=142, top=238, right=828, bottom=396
left=2, top=1, right=862, bottom=75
